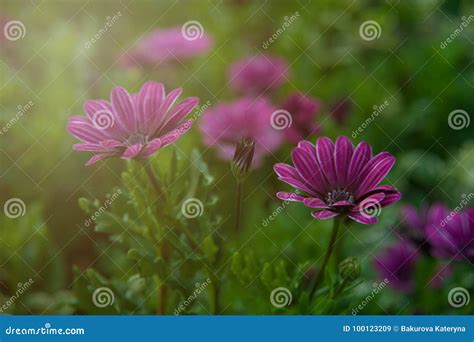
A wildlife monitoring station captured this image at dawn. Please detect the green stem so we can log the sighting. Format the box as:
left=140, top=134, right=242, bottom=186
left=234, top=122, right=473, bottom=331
left=208, top=276, right=220, bottom=314
left=143, top=162, right=166, bottom=201
left=331, top=278, right=348, bottom=299
left=234, top=181, right=242, bottom=232
left=309, top=217, right=341, bottom=300
left=141, top=162, right=168, bottom=315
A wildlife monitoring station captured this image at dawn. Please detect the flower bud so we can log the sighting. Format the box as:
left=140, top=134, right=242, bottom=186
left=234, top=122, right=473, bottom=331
left=231, top=138, right=255, bottom=181
left=338, top=257, right=361, bottom=281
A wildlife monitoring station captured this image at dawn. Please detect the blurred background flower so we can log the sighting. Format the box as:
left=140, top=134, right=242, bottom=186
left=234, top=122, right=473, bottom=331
left=199, top=97, right=282, bottom=166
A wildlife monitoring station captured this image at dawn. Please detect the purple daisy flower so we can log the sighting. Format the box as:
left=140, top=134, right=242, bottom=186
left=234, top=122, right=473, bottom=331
left=399, top=204, right=431, bottom=254
left=281, top=93, right=321, bottom=144
left=67, top=81, right=198, bottom=165
left=199, top=97, right=283, bottom=166
left=274, top=136, right=401, bottom=224
left=373, top=240, right=419, bottom=292
left=119, top=27, right=213, bottom=68
left=228, top=55, right=288, bottom=95
left=426, top=204, right=474, bottom=262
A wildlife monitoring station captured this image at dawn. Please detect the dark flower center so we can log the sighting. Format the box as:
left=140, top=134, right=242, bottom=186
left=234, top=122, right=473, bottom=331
left=125, top=133, right=149, bottom=146
left=325, top=189, right=354, bottom=206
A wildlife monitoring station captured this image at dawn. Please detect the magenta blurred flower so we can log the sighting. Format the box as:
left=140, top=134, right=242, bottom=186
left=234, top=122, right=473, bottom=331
left=373, top=240, right=419, bottom=292
left=274, top=136, right=401, bottom=224
left=67, top=81, right=198, bottom=165
left=399, top=204, right=431, bottom=253
left=281, top=93, right=321, bottom=144
left=228, top=55, right=288, bottom=95
left=329, top=97, right=351, bottom=126
left=199, top=97, right=283, bottom=166
left=426, top=204, right=474, bottom=262
left=120, top=27, right=212, bottom=68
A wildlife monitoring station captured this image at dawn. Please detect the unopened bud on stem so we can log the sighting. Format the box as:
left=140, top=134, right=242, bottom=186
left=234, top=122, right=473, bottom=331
left=231, top=138, right=255, bottom=181
left=338, top=257, right=361, bottom=281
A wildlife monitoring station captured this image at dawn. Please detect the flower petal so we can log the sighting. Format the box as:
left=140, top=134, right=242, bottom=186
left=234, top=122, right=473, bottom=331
left=136, top=81, right=165, bottom=131
left=85, top=154, right=112, bottom=166
left=159, top=97, right=199, bottom=134
left=83, top=99, right=125, bottom=138
left=347, top=141, right=372, bottom=190
left=160, top=88, right=183, bottom=114
left=356, top=155, right=396, bottom=197
left=278, top=177, right=316, bottom=195
left=303, top=197, right=328, bottom=208
left=347, top=213, right=378, bottom=225
left=276, top=192, right=304, bottom=202
left=111, top=86, right=136, bottom=133
left=292, top=146, right=326, bottom=195
left=352, top=192, right=386, bottom=212
left=380, top=191, right=402, bottom=207
left=311, top=210, right=338, bottom=220
left=274, top=163, right=300, bottom=179
left=334, top=136, right=353, bottom=187
left=67, top=116, right=108, bottom=143
left=140, top=138, right=162, bottom=158
left=121, top=143, right=143, bottom=159
left=315, top=136, right=337, bottom=188
left=73, top=142, right=120, bottom=152
left=331, top=200, right=353, bottom=207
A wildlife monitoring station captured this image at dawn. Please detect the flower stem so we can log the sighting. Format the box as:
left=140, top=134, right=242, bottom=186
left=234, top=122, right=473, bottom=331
left=158, top=240, right=169, bottom=315
left=234, top=181, right=243, bottom=232
left=309, top=217, right=342, bottom=300
left=331, top=278, right=348, bottom=299
left=208, top=275, right=220, bottom=314
left=143, top=162, right=165, bottom=201
left=141, top=162, right=168, bottom=314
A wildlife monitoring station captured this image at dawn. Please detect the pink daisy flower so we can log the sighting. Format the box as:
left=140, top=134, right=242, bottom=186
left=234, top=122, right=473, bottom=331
left=228, top=55, right=288, bottom=95
left=199, top=97, right=283, bottom=166
left=120, top=27, right=213, bottom=68
left=67, top=81, right=198, bottom=165
left=274, top=136, right=401, bottom=224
